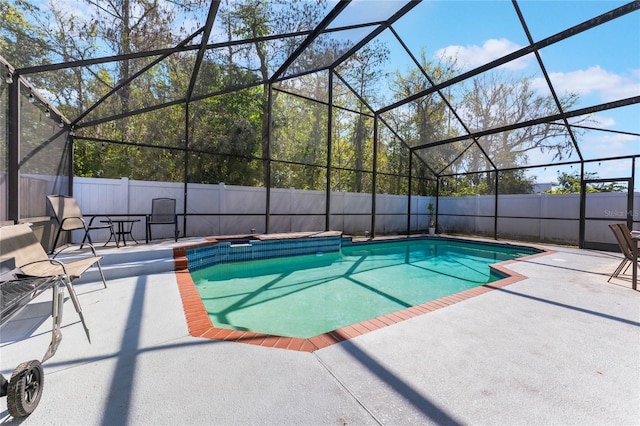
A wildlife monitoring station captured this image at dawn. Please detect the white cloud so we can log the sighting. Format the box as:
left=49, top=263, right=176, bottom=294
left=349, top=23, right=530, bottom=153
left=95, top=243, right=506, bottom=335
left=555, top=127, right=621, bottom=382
left=582, top=113, right=616, bottom=128
left=571, top=115, right=639, bottom=159
left=47, top=0, right=93, bottom=21
left=566, top=113, right=616, bottom=128
left=434, top=38, right=532, bottom=71
left=598, top=133, right=639, bottom=144
left=579, top=133, right=640, bottom=159
left=583, top=132, right=639, bottom=150
left=534, top=66, right=640, bottom=102
left=435, top=37, right=640, bottom=104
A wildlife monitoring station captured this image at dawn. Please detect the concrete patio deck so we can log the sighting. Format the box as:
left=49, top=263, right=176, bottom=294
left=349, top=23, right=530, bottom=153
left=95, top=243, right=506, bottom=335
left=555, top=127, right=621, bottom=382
left=1, top=237, right=638, bottom=425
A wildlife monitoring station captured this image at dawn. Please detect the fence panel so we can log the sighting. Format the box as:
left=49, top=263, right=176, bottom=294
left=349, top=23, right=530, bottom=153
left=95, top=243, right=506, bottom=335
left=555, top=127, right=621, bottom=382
left=71, top=177, right=638, bottom=246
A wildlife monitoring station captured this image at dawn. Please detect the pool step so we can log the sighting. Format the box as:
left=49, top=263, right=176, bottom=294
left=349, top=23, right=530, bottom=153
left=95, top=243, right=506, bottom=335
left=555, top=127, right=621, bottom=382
left=56, top=246, right=176, bottom=284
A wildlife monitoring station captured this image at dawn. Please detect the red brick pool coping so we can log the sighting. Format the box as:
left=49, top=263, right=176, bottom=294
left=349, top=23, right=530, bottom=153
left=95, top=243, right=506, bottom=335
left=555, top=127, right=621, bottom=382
left=173, top=241, right=553, bottom=352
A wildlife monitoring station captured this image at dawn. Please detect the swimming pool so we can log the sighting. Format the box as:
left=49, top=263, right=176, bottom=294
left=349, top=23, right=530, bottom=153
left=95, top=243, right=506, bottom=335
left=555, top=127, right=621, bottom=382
left=189, top=238, right=540, bottom=339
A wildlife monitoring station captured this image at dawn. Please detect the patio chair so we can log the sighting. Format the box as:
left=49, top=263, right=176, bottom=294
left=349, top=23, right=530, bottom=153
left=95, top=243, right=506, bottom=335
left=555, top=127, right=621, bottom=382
left=47, top=195, right=118, bottom=253
left=146, top=198, right=179, bottom=243
left=0, top=223, right=107, bottom=288
left=617, top=223, right=638, bottom=256
left=607, top=223, right=638, bottom=282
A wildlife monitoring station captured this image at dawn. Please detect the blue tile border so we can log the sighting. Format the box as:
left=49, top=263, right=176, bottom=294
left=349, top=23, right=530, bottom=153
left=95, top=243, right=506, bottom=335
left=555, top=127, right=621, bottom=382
left=185, top=235, right=542, bottom=272
left=186, top=236, right=341, bottom=271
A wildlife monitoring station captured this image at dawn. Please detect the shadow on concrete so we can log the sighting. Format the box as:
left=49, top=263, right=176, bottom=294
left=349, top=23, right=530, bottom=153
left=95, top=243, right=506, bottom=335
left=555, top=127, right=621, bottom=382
left=333, top=339, right=464, bottom=425
left=484, top=284, right=640, bottom=327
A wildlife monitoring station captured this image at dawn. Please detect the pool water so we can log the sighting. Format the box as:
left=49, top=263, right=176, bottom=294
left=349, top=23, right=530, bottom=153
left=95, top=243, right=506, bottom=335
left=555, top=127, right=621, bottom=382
left=190, top=239, right=536, bottom=338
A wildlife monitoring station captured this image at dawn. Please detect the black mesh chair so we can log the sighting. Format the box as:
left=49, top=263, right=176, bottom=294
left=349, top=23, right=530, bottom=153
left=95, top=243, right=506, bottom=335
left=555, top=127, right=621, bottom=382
left=146, top=198, right=179, bottom=243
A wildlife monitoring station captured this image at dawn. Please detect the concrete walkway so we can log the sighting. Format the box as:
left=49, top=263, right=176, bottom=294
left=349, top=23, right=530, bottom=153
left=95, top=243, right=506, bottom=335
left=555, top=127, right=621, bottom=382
left=1, top=240, right=638, bottom=425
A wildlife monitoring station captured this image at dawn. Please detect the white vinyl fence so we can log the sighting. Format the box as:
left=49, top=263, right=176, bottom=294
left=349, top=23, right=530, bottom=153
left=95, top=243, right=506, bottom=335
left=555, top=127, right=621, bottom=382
left=72, top=177, right=426, bottom=242
left=70, top=177, right=639, bottom=246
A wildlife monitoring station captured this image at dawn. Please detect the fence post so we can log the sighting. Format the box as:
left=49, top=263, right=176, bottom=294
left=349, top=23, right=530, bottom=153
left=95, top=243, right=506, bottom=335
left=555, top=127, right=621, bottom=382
left=540, top=192, right=546, bottom=241
left=120, top=177, right=129, bottom=215
left=290, top=187, right=295, bottom=232
left=218, top=182, right=225, bottom=235
left=475, top=194, right=480, bottom=234
left=381, top=193, right=386, bottom=234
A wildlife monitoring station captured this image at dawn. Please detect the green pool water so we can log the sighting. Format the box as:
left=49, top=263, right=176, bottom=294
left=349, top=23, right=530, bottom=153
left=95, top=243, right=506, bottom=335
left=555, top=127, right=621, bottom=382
left=190, top=239, right=536, bottom=338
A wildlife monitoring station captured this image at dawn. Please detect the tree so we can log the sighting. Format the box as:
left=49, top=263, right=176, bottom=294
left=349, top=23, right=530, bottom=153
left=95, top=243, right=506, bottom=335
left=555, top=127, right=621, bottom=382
left=379, top=134, right=411, bottom=195
left=450, top=72, right=581, bottom=193
left=0, top=0, right=48, bottom=68
left=7, top=0, right=590, bottom=199
left=498, top=170, right=536, bottom=194
left=271, top=85, right=328, bottom=190
left=220, top=0, right=331, bottom=187
left=334, top=41, right=389, bottom=193
left=387, top=50, right=457, bottom=196
left=188, top=72, right=264, bottom=185
left=80, top=0, right=180, bottom=140
left=387, top=54, right=584, bottom=196
left=460, top=72, right=579, bottom=167
left=547, top=171, right=626, bottom=194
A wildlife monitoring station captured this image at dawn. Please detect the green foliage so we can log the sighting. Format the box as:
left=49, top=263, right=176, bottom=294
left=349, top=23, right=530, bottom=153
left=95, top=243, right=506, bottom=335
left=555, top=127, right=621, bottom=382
left=6, top=0, right=586, bottom=198
left=440, top=175, right=492, bottom=196
left=427, top=203, right=435, bottom=227
left=498, top=170, right=536, bottom=194
left=547, top=171, right=626, bottom=194
left=0, top=0, right=49, bottom=68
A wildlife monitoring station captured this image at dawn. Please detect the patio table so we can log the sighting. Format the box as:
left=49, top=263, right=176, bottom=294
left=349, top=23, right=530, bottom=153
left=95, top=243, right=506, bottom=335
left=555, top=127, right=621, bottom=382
left=101, top=219, right=140, bottom=246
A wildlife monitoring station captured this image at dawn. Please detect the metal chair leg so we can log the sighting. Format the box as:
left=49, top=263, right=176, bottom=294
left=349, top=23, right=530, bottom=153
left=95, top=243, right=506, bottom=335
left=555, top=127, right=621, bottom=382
left=608, top=258, right=629, bottom=282
left=50, top=227, right=63, bottom=254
